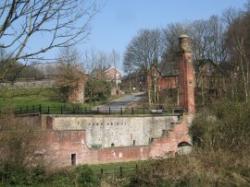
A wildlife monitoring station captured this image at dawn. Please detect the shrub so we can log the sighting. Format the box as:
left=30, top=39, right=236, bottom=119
left=0, top=162, right=46, bottom=185
left=191, top=100, right=250, bottom=152
left=75, top=165, right=100, bottom=187
left=85, top=79, right=111, bottom=102
left=46, top=170, right=74, bottom=187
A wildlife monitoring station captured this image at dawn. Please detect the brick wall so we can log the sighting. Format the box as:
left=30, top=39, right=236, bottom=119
left=35, top=114, right=191, bottom=169
left=178, top=35, right=195, bottom=113
left=158, top=76, right=177, bottom=90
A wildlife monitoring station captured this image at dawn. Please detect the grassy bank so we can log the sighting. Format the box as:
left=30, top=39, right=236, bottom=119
left=0, top=87, right=102, bottom=111
left=0, top=161, right=145, bottom=187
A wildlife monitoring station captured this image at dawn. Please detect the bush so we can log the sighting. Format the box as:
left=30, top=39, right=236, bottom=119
left=0, top=162, right=46, bottom=185
left=159, top=88, right=178, bottom=105
left=46, top=170, right=74, bottom=187
left=85, top=79, right=111, bottom=102
left=191, top=100, right=250, bottom=152
left=127, top=151, right=250, bottom=187
left=75, top=165, right=99, bottom=187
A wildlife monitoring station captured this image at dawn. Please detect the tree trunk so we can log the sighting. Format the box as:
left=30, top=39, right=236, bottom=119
left=147, top=71, right=152, bottom=106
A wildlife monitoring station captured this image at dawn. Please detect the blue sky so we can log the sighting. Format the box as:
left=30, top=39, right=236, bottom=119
left=83, top=0, right=246, bottom=70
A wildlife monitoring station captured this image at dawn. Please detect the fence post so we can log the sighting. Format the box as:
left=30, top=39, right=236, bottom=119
left=39, top=105, right=42, bottom=114
left=119, top=166, right=123, bottom=178
left=97, top=107, right=99, bottom=114
left=109, top=107, right=111, bottom=115
left=120, top=107, right=123, bottom=115
left=61, top=105, right=63, bottom=114
left=100, top=168, right=103, bottom=178
left=136, top=164, right=138, bottom=174
left=47, top=106, right=50, bottom=114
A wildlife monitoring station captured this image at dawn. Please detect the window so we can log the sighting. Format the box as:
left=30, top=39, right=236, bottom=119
left=71, top=153, right=76, bottom=166
left=149, top=138, right=154, bottom=143
left=162, top=130, right=167, bottom=136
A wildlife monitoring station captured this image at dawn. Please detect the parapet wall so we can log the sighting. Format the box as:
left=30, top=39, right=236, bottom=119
left=45, top=115, right=178, bottom=148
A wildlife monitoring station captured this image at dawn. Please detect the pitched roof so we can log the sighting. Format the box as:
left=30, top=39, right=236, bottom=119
left=104, top=66, right=122, bottom=74
left=157, top=61, right=178, bottom=77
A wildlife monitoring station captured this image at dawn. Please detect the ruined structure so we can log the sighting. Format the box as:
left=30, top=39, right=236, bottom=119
left=5, top=35, right=195, bottom=169
left=67, top=75, right=85, bottom=104
left=36, top=114, right=190, bottom=168
left=178, top=35, right=195, bottom=113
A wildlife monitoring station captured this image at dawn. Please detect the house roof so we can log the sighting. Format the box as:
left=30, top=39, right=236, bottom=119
left=104, top=66, right=122, bottom=75
left=157, top=59, right=226, bottom=77
left=195, top=59, right=226, bottom=75
left=155, top=62, right=178, bottom=77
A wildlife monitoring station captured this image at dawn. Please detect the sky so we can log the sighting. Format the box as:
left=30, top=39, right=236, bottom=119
left=20, top=0, right=246, bottom=71
left=82, top=0, right=246, bottom=71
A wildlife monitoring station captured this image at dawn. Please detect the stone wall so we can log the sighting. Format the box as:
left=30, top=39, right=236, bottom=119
left=0, top=80, right=55, bottom=88
left=44, top=115, right=178, bottom=148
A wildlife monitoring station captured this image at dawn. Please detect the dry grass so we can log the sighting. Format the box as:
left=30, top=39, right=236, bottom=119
left=127, top=150, right=250, bottom=187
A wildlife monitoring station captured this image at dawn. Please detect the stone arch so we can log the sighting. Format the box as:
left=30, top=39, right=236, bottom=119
left=177, top=141, right=192, bottom=155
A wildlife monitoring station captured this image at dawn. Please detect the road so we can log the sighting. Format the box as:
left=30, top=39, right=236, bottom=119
left=95, top=92, right=145, bottom=112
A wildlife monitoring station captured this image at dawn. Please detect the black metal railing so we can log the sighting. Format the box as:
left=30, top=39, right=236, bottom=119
left=94, top=164, right=139, bottom=178
left=13, top=104, right=184, bottom=116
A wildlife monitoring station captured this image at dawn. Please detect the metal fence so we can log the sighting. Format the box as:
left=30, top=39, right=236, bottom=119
left=12, top=104, right=184, bottom=116
left=93, top=164, right=139, bottom=178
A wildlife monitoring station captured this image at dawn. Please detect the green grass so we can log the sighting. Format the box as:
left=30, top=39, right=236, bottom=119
left=0, top=87, right=98, bottom=110
left=89, top=161, right=143, bottom=175
left=0, top=161, right=149, bottom=187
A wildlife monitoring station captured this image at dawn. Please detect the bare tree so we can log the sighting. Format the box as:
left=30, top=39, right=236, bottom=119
left=123, top=29, right=162, bottom=105
left=189, top=16, right=228, bottom=104
left=55, top=47, right=85, bottom=103
left=162, top=23, right=187, bottom=63
left=0, top=112, right=43, bottom=171
left=0, top=0, right=101, bottom=81
left=88, top=50, right=111, bottom=80
left=225, top=10, right=250, bottom=103
left=110, top=49, right=120, bottom=87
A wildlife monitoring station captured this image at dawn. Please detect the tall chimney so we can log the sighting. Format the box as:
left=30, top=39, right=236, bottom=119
left=178, top=35, right=195, bottom=113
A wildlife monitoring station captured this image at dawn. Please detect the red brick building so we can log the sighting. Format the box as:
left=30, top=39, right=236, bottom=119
left=149, top=63, right=178, bottom=91
left=104, top=66, right=123, bottom=95
left=148, top=35, right=195, bottom=113
left=104, top=66, right=122, bottom=84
